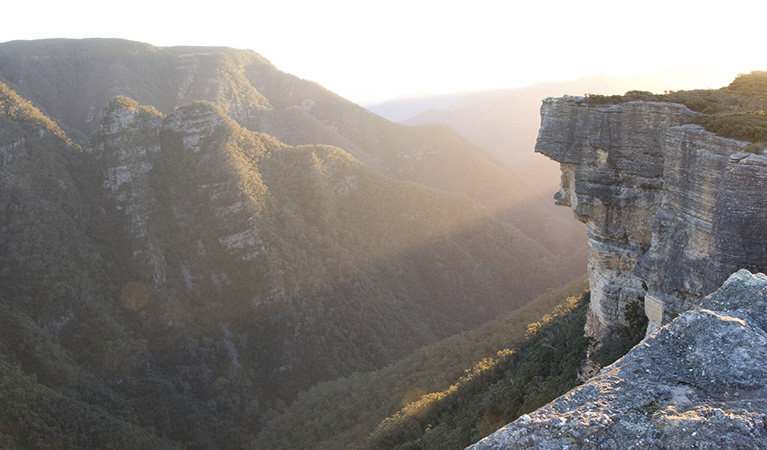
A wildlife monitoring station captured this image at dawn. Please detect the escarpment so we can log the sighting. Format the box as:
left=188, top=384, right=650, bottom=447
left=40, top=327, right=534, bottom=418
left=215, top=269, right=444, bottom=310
left=536, top=97, right=767, bottom=337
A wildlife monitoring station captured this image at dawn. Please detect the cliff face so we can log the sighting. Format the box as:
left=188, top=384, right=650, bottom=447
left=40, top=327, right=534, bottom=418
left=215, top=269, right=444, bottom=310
left=469, top=269, right=767, bottom=450
left=535, top=97, right=767, bottom=336
left=637, top=124, right=767, bottom=327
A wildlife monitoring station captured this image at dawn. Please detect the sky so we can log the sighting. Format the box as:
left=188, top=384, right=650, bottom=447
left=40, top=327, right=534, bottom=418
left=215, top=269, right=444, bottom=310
left=2, top=0, right=765, bottom=104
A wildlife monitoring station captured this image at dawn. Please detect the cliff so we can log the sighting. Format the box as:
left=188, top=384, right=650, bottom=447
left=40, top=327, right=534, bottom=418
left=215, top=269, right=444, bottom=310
left=466, top=91, right=767, bottom=449
left=535, top=97, right=767, bottom=337
left=85, top=96, right=570, bottom=394
left=469, top=269, right=767, bottom=450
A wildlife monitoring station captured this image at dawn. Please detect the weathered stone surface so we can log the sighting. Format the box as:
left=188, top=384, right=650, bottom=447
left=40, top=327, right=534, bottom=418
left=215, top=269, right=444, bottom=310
left=536, top=97, right=767, bottom=336
left=636, top=125, right=767, bottom=329
left=535, top=98, right=697, bottom=338
left=486, top=99, right=767, bottom=448
left=469, top=270, right=767, bottom=450
left=89, top=99, right=267, bottom=323
left=90, top=98, right=167, bottom=285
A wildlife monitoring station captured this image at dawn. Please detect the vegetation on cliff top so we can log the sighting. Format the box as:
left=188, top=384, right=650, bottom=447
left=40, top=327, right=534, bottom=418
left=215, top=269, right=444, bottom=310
left=584, top=71, right=767, bottom=150
left=0, top=82, right=80, bottom=150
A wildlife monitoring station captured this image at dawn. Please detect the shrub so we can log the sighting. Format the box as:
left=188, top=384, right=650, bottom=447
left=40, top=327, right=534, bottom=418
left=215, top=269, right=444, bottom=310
left=582, top=72, right=767, bottom=145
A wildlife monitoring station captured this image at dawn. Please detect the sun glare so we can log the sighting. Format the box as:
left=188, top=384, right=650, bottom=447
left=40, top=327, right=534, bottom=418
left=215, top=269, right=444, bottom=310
left=2, top=1, right=764, bottom=104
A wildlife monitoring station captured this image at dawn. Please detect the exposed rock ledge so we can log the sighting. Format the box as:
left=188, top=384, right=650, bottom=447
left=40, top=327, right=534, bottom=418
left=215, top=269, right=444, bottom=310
left=535, top=97, right=767, bottom=338
left=469, top=269, right=767, bottom=450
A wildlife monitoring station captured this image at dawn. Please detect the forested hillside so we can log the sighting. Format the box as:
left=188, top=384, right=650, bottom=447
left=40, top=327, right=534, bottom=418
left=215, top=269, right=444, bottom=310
left=0, top=38, right=587, bottom=272
left=254, top=280, right=588, bottom=449
left=0, top=39, right=586, bottom=447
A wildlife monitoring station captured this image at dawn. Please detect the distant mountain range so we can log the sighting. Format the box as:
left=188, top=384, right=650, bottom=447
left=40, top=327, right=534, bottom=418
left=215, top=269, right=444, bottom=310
left=367, top=66, right=735, bottom=193
left=0, top=38, right=585, bottom=447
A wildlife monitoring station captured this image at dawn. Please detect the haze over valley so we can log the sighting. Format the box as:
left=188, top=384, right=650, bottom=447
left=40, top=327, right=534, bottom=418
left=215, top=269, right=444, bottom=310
left=1, top=2, right=766, bottom=448
left=0, top=38, right=589, bottom=447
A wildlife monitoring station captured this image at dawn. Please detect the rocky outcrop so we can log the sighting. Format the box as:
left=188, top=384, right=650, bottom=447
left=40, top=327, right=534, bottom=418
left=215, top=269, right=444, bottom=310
left=91, top=97, right=167, bottom=286
left=89, top=98, right=277, bottom=324
left=469, top=269, right=767, bottom=450
left=535, top=97, right=767, bottom=337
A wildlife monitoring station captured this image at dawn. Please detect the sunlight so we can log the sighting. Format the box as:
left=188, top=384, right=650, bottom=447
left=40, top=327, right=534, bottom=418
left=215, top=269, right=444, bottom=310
left=1, top=0, right=763, bottom=104
left=1, top=0, right=767, bottom=446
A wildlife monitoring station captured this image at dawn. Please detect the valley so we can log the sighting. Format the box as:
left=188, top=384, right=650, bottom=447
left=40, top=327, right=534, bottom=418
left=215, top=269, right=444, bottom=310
left=5, top=37, right=762, bottom=450
left=0, top=38, right=585, bottom=448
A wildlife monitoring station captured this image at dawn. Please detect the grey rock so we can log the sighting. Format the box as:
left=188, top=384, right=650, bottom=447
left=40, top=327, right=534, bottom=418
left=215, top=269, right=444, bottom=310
left=636, top=125, right=767, bottom=330
left=90, top=98, right=167, bottom=285
left=469, top=270, right=767, bottom=450
left=478, top=96, right=767, bottom=449
left=535, top=97, right=767, bottom=337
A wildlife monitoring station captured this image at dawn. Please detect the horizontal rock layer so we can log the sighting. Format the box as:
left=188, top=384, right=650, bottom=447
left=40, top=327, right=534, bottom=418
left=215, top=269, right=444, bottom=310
left=535, top=97, right=767, bottom=335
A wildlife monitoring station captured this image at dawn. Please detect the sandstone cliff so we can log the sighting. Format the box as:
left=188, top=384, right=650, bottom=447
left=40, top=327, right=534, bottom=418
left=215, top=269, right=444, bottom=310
left=469, top=269, right=767, bottom=450
left=535, top=97, right=767, bottom=337
left=467, top=94, right=767, bottom=449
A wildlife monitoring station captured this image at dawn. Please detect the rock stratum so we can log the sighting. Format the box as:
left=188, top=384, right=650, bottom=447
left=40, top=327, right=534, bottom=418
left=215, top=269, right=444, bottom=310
left=470, top=269, right=767, bottom=449
left=535, top=97, right=767, bottom=337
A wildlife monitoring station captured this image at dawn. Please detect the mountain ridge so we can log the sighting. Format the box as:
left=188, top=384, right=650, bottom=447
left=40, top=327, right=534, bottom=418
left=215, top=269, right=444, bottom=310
left=0, top=38, right=585, bottom=267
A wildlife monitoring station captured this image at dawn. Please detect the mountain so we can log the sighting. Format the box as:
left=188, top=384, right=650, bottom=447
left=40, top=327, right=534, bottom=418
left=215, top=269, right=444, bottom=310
left=369, top=67, right=734, bottom=194
left=363, top=92, right=471, bottom=123
left=0, top=38, right=584, bottom=447
left=0, top=38, right=527, bottom=208
left=0, top=76, right=182, bottom=448
left=0, top=38, right=586, bottom=272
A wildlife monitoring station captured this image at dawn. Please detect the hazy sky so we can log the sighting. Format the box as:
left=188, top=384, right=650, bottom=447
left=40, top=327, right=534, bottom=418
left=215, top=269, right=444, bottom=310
left=2, top=0, right=764, bottom=104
